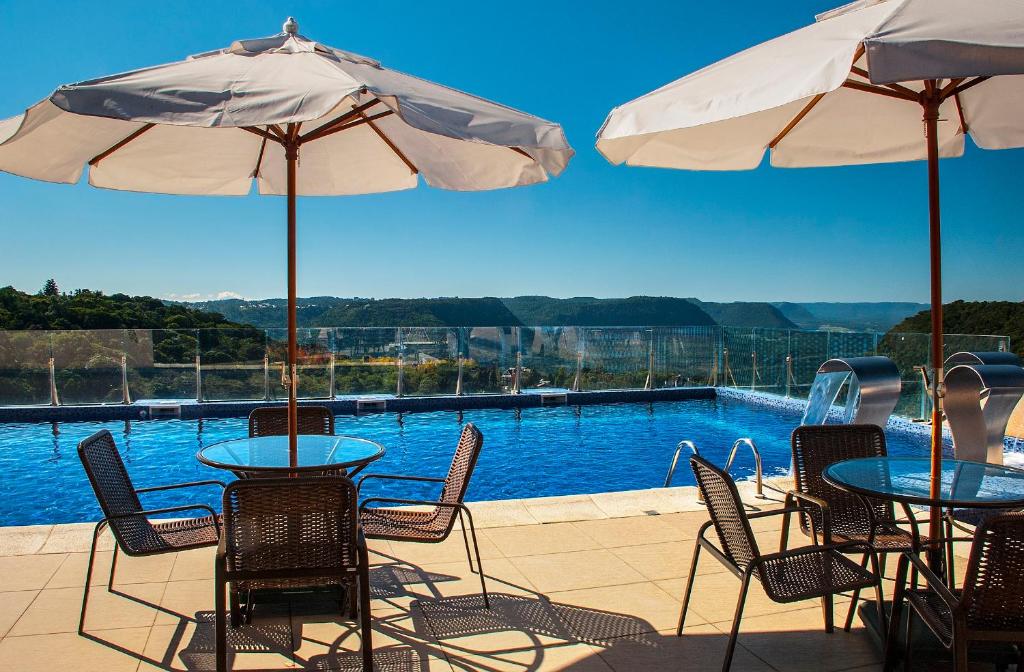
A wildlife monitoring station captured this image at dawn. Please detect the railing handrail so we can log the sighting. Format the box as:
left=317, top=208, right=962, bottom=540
left=665, top=437, right=765, bottom=502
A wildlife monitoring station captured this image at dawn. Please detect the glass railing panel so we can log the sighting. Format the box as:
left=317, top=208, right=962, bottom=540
left=198, top=328, right=267, bottom=401
left=331, top=328, right=398, bottom=396
left=398, top=327, right=460, bottom=396
left=0, top=330, right=52, bottom=406
left=518, top=326, right=581, bottom=390
left=786, top=330, right=830, bottom=399
left=578, top=327, right=649, bottom=391
left=656, top=326, right=717, bottom=388
left=720, top=327, right=755, bottom=390
left=463, top=327, right=516, bottom=394
left=51, top=329, right=125, bottom=405
left=266, top=328, right=333, bottom=400
left=125, top=329, right=197, bottom=401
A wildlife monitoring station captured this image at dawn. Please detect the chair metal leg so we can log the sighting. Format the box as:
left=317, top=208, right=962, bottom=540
left=944, top=516, right=956, bottom=587
left=107, top=545, right=119, bottom=591
left=953, top=634, right=968, bottom=672
left=722, top=571, right=753, bottom=672
left=821, top=593, right=834, bottom=634
left=215, top=560, right=228, bottom=672
left=677, top=539, right=702, bottom=636
left=844, top=553, right=871, bottom=632
left=869, top=551, right=888, bottom=638
left=457, top=509, right=477, bottom=574
left=460, top=507, right=489, bottom=608
left=884, top=555, right=909, bottom=672
left=359, top=546, right=374, bottom=672
left=78, top=521, right=106, bottom=635
left=229, top=585, right=241, bottom=628
left=903, top=609, right=913, bottom=672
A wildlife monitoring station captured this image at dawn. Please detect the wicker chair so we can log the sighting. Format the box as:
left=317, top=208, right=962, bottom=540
left=359, top=423, right=488, bottom=607
left=248, top=405, right=334, bottom=437
left=885, top=512, right=1024, bottom=672
left=77, top=429, right=224, bottom=634
left=783, top=424, right=925, bottom=630
left=679, top=455, right=883, bottom=672
left=216, top=477, right=371, bottom=672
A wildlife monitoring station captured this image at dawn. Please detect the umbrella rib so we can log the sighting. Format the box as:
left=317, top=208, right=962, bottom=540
left=88, top=123, right=156, bottom=166
left=299, top=99, right=383, bottom=144
left=944, top=76, right=990, bottom=99
left=251, top=133, right=269, bottom=178
left=850, top=66, right=919, bottom=98
left=953, top=93, right=969, bottom=134
left=841, top=79, right=918, bottom=102
left=352, top=108, right=418, bottom=175
left=241, top=126, right=282, bottom=143
left=304, top=110, right=395, bottom=142
left=768, top=93, right=826, bottom=149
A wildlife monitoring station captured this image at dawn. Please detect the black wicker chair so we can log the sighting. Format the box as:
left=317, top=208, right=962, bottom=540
left=248, top=405, right=334, bottom=437
left=77, top=429, right=224, bottom=634
left=783, top=424, right=926, bottom=630
left=885, top=512, right=1024, bottom=672
left=358, top=423, right=488, bottom=607
left=679, top=455, right=884, bottom=672
left=216, top=477, right=371, bottom=672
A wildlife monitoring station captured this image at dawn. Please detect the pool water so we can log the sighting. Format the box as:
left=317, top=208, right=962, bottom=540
left=0, top=398, right=931, bottom=527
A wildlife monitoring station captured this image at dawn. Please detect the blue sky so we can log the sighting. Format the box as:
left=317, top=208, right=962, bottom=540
left=1, top=0, right=1022, bottom=304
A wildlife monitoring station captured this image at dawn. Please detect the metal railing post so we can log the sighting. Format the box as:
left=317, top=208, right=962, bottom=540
left=48, top=357, right=60, bottom=406
left=263, top=355, right=270, bottom=401
left=195, top=354, right=202, bottom=402
left=121, top=355, right=131, bottom=404
left=396, top=328, right=404, bottom=397
left=456, top=355, right=464, bottom=396
left=785, top=355, right=793, bottom=398
left=750, top=351, right=757, bottom=390
left=665, top=440, right=702, bottom=503
left=724, top=438, right=765, bottom=499
left=512, top=350, right=522, bottom=394
left=645, top=330, right=655, bottom=390
left=572, top=350, right=582, bottom=392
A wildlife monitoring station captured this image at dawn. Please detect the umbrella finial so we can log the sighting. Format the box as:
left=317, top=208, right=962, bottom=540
left=283, top=17, right=299, bottom=35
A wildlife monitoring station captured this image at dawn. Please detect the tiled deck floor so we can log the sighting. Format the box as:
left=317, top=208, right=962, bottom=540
left=0, top=483, right=973, bottom=672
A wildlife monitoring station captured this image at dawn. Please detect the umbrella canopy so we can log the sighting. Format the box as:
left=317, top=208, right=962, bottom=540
left=596, top=0, right=1024, bottom=557
left=0, top=18, right=573, bottom=457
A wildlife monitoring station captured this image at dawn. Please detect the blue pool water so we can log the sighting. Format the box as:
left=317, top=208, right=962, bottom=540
left=0, top=398, right=932, bottom=527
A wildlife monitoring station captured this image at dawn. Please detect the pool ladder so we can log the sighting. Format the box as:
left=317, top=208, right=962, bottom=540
left=664, top=438, right=765, bottom=503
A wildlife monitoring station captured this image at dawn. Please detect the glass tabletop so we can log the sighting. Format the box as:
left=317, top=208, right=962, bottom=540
left=197, top=435, right=385, bottom=473
left=823, top=456, right=1024, bottom=508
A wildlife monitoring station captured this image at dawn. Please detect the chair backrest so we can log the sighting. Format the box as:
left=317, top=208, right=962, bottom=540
left=960, top=512, right=1024, bottom=632
left=791, top=424, right=891, bottom=538
left=689, top=455, right=760, bottom=571
left=77, top=429, right=149, bottom=551
left=222, top=477, right=360, bottom=578
left=439, top=423, right=484, bottom=506
left=248, top=405, right=335, bottom=437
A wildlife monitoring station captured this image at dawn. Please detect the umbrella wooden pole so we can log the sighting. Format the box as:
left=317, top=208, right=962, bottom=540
left=923, top=88, right=944, bottom=571
left=286, top=136, right=299, bottom=466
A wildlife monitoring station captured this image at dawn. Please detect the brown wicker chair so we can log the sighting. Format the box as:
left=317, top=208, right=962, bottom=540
left=783, top=424, right=925, bottom=630
left=679, top=455, right=883, bottom=672
left=248, top=405, right=334, bottom=437
left=77, top=429, right=224, bottom=634
left=885, top=512, right=1024, bottom=672
left=216, top=477, right=371, bottom=672
left=358, top=423, right=488, bottom=607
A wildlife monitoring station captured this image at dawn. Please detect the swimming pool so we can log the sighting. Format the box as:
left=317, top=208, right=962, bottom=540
left=0, top=397, right=934, bottom=527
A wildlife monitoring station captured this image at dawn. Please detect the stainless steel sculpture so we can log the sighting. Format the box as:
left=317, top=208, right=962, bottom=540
left=943, top=352, right=1024, bottom=465
left=801, top=356, right=901, bottom=428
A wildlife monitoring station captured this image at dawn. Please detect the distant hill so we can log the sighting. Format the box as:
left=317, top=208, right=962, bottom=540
left=501, top=296, right=715, bottom=327
left=314, top=298, right=522, bottom=327
left=886, top=300, right=1022, bottom=357
left=774, top=302, right=929, bottom=332
left=687, top=300, right=796, bottom=328
left=0, top=285, right=249, bottom=331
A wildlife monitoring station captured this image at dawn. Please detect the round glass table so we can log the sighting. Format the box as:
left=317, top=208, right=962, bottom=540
left=822, top=456, right=1024, bottom=509
left=197, top=434, right=386, bottom=478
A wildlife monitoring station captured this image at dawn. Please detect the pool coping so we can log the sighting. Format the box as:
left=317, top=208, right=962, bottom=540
left=0, top=478, right=786, bottom=556
left=0, top=386, right=715, bottom=423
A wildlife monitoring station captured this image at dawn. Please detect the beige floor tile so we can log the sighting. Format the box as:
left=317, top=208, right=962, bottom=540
left=714, top=608, right=883, bottom=672
left=384, top=532, right=502, bottom=568
left=371, top=558, right=535, bottom=611
left=156, top=579, right=216, bottom=625
left=12, top=582, right=165, bottom=635
left=0, top=524, right=52, bottom=556
left=571, top=515, right=683, bottom=549
left=167, top=546, right=217, bottom=582
left=0, top=590, right=38, bottom=637
left=0, top=627, right=150, bottom=672
left=484, top=521, right=601, bottom=557
left=40, top=523, right=113, bottom=554
left=657, top=511, right=712, bottom=539
left=654, top=571, right=824, bottom=625
left=467, top=499, right=539, bottom=529
left=0, top=553, right=67, bottom=591
left=657, top=486, right=712, bottom=513
left=141, top=612, right=295, bottom=671
left=546, top=581, right=703, bottom=638
left=610, top=540, right=728, bottom=582
left=510, top=549, right=645, bottom=593
left=589, top=489, right=673, bottom=518
left=443, top=639, right=612, bottom=672
left=48, top=550, right=176, bottom=589
left=590, top=624, right=774, bottom=672
left=524, top=495, right=607, bottom=524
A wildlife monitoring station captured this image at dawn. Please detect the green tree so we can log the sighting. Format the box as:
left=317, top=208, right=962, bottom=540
left=41, top=279, right=59, bottom=297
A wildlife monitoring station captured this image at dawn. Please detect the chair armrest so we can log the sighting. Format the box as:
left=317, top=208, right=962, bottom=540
left=360, top=496, right=467, bottom=512
left=902, top=551, right=960, bottom=609
left=783, top=490, right=833, bottom=545
left=136, top=480, right=226, bottom=494
left=356, top=473, right=445, bottom=492
left=746, top=505, right=803, bottom=520
left=107, top=503, right=219, bottom=522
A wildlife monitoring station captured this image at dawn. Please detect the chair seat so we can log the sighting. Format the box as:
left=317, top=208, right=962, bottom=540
left=122, top=515, right=221, bottom=555
left=361, top=507, right=449, bottom=541
left=906, top=587, right=957, bottom=645
left=834, top=522, right=925, bottom=551
left=758, top=548, right=878, bottom=603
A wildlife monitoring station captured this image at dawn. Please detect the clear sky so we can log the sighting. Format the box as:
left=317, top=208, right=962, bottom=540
left=1, top=0, right=1021, bottom=304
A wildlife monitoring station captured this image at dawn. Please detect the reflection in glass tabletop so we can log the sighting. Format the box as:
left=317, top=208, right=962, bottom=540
left=197, top=435, right=385, bottom=474
left=823, top=456, right=1024, bottom=508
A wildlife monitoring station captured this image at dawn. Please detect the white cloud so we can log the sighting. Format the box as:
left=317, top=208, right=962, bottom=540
left=164, top=290, right=246, bottom=302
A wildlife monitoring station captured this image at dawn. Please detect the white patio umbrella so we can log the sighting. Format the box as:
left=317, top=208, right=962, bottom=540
left=597, top=0, right=1024, bottom=547
left=0, top=18, right=573, bottom=460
